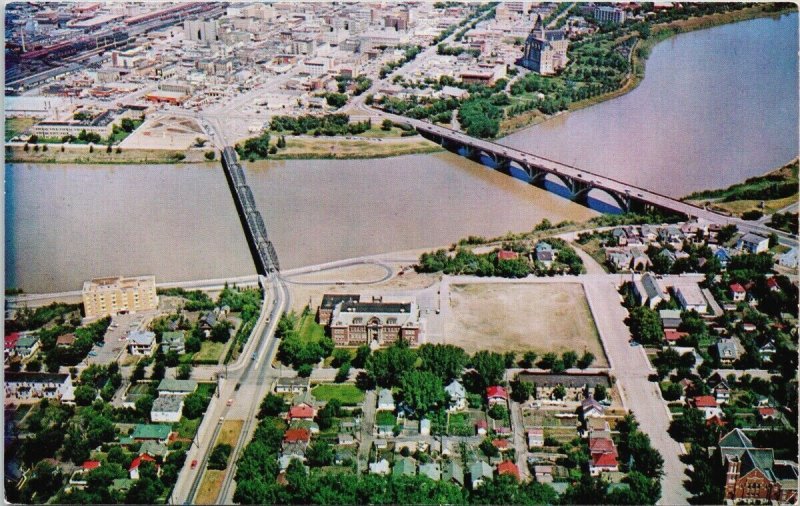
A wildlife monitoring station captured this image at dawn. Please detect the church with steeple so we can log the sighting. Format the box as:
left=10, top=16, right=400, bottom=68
left=518, top=14, right=569, bottom=75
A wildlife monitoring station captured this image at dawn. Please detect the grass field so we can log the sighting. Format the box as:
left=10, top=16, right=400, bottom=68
left=311, top=384, right=365, bottom=405
left=376, top=411, right=397, bottom=426
left=216, top=420, right=244, bottom=447
left=5, top=117, right=35, bottom=141
left=444, top=283, right=607, bottom=365
left=298, top=313, right=326, bottom=344
left=195, top=470, right=225, bottom=504
left=194, top=341, right=226, bottom=364
left=447, top=413, right=473, bottom=436
left=175, top=417, right=201, bottom=439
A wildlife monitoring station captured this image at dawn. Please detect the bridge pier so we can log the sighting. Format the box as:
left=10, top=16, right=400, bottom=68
left=495, top=158, right=511, bottom=175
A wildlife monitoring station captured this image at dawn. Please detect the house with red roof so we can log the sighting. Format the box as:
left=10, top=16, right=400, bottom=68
left=486, top=386, right=508, bottom=405
left=129, top=454, right=159, bottom=480
left=288, top=403, right=316, bottom=421
left=766, top=277, right=780, bottom=292
left=492, top=439, right=511, bottom=452
left=729, top=283, right=746, bottom=302
left=4, top=332, right=20, bottom=360
left=496, top=460, right=520, bottom=481
left=757, top=407, right=778, bottom=421
left=283, top=428, right=311, bottom=445
left=589, top=437, right=618, bottom=457
left=475, top=419, right=488, bottom=435
left=82, top=460, right=101, bottom=471
left=590, top=452, right=619, bottom=475
left=664, top=329, right=688, bottom=345
left=497, top=250, right=519, bottom=261
left=690, top=395, right=722, bottom=419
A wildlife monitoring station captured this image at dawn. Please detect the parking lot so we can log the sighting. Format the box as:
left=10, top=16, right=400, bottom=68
left=86, top=310, right=157, bottom=366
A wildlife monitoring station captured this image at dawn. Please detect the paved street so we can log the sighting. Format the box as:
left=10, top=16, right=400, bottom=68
left=508, top=398, right=531, bottom=481
left=582, top=276, right=690, bottom=505
left=357, top=390, right=377, bottom=473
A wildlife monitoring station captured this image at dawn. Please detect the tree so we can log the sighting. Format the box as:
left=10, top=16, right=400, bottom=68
left=594, top=384, right=607, bottom=401
left=211, top=321, right=232, bottom=343
left=668, top=407, right=705, bottom=442
left=399, top=370, right=445, bottom=416
left=209, top=443, right=232, bottom=469
left=628, top=306, right=664, bottom=345
left=335, top=362, right=351, bottom=383
left=365, top=340, right=417, bottom=388
left=21, top=461, right=63, bottom=504
left=552, top=384, right=567, bottom=400
left=177, top=363, right=192, bottom=379
left=182, top=391, right=206, bottom=419
left=204, top=151, right=216, bottom=161
left=381, top=119, right=393, bottom=131
left=297, top=364, right=313, bottom=377
left=470, top=350, right=506, bottom=389
left=488, top=403, right=508, bottom=420
left=511, top=380, right=533, bottom=402
left=537, top=352, right=558, bottom=370
left=306, top=440, right=334, bottom=467
left=520, top=351, right=538, bottom=368
left=480, top=438, right=500, bottom=458
left=74, top=384, right=97, bottom=406
left=577, top=351, right=595, bottom=369
left=258, top=394, right=287, bottom=418
left=63, top=425, right=90, bottom=464
left=121, top=118, right=136, bottom=132
left=561, top=351, right=578, bottom=369
left=331, top=348, right=351, bottom=368
left=418, top=344, right=467, bottom=383
left=717, top=224, right=738, bottom=244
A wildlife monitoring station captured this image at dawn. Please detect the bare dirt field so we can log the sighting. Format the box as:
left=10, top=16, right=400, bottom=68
left=444, top=283, right=607, bottom=365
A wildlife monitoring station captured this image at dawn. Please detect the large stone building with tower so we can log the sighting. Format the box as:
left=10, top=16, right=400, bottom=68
left=518, top=14, right=569, bottom=75
left=319, top=294, right=421, bottom=347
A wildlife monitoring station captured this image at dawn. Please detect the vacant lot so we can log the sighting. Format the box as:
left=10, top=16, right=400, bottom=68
left=216, top=420, right=244, bottom=448
left=194, top=341, right=226, bottom=364
left=444, top=283, right=607, bottom=366
left=311, top=384, right=365, bottom=405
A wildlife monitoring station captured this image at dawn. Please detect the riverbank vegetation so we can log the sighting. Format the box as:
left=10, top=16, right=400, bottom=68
left=684, top=159, right=798, bottom=219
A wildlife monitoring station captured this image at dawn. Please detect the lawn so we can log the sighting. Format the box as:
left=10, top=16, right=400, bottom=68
left=193, top=341, right=226, bottom=364
left=216, top=420, right=244, bottom=447
left=311, top=384, right=365, bottom=406
left=195, top=470, right=225, bottom=504
left=5, top=117, right=35, bottom=141
left=175, top=417, right=201, bottom=439
left=447, top=413, right=473, bottom=436
left=376, top=411, right=397, bottom=426
left=297, top=313, right=326, bottom=344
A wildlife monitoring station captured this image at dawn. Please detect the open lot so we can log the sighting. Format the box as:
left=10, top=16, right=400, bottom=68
left=195, top=470, right=225, bottom=505
left=216, top=420, right=244, bottom=447
left=444, top=283, right=607, bottom=365
left=193, top=341, right=226, bottom=364
left=311, top=384, right=365, bottom=406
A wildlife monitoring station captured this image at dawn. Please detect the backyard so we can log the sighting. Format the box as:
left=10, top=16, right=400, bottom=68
left=194, top=340, right=226, bottom=364
left=444, top=283, right=608, bottom=365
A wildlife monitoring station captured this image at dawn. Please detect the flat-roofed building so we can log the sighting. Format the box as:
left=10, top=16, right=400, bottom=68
left=82, top=275, right=158, bottom=318
left=328, top=296, right=420, bottom=346
left=675, top=284, right=708, bottom=313
left=4, top=371, right=75, bottom=403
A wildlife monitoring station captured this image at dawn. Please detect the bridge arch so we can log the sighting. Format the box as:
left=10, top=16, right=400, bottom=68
left=573, top=186, right=630, bottom=213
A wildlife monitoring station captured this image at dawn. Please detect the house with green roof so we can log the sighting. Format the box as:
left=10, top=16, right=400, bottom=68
left=130, top=424, right=172, bottom=443
left=393, top=457, right=416, bottom=477
left=442, top=461, right=464, bottom=486
left=469, top=461, right=493, bottom=489
left=156, top=379, right=197, bottom=396
left=161, top=331, right=185, bottom=354
left=419, top=462, right=441, bottom=481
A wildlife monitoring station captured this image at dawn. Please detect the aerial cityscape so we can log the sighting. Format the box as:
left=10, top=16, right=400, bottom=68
left=3, top=1, right=799, bottom=505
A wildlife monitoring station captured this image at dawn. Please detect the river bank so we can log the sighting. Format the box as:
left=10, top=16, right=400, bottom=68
left=499, top=3, right=796, bottom=135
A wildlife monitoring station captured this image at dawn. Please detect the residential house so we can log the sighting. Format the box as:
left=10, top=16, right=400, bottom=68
left=729, top=283, right=746, bottom=302
left=659, top=309, right=682, bottom=330
left=757, top=407, right=778, bottom=422
left=713, top=380, right=731, bottom=404
left=659, top=225, right=684, bottom=246
left=690, top=395, right=723, bottom=420
left=475, top=419, right=488, bottom=436
left=157, top=379, right=197, bottom=397
left=586, top=417, right=610, bottom=435
left=675, top=284, right=708, bottom=313
left=527, top=427, right=544, bottom=449
left=337, top=433, right=356, bottom=446
left=486, top=386, right=508, bottom=405
left=4, top=371, right=76, bottom=402
left=581, top=397, right=604, bottom=418
left=161, top=331, right=185, bottom=354
left=150, top=395, right=184, bottom=423
left=130, top=424, right=172, bottom=444
left=716, top=338, right=740, bottom=366
left=606, top=248, right=633, bottom=271
left=589, top=434, right=619, bottom=476
left=778, top=247, right=798, bottom=268
left=127, top=331, right=156, bottom=356
left=496, top=461, right=520, bottom=481
left=369, top=459, right=390, bottom=475
left=129, top=454, right=159, bottom=480
left=283, top=428, right=311, bottom=448
left=275, top=377, right=310, bottom=394
left=420, top=462, right=442, bottom=481
left=715, top=248, right=732, bottom=268
left=533, top=464, right=554, bottom=483
left=377, top=389, right=396, bottom=411
left=288, top=403, right=316, bottom=421
left=664, top=329, right=688, bottom=345
left=497, top=250, right=519, bottom=261
left=535, top=242, right=555, bottom=268
left=737, top=233, right=769, bottom=254
left=393, top=457, right=417, bottom=477
left=492, top=439, right=511, bottom=452
left=590, top=453, right=620, bottom=476
left=15, top=335, right=40, bottom=358
left=719, top=428, right=798, bottom=503
left=198, top=310, right=218, bottom=337
left=56, top=333, right=77, bottom=348
left=139, top=441, right=169, bottom=460
left=445, top=380, right=467, bottom=412
left=442, top=461, right=464, bottom=486
left=633, top=273, right=671, bottom=309
left=658, top=249, right=678, bottom=268
left=759, top=340, right=776, bottom=363
left=631, top=249, right=652, bottom=271
left=469, top=461, right=494, bottom=489
left=420, top=418, right=431, bottom=436
left=766, top=277, right=781, bottom=292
